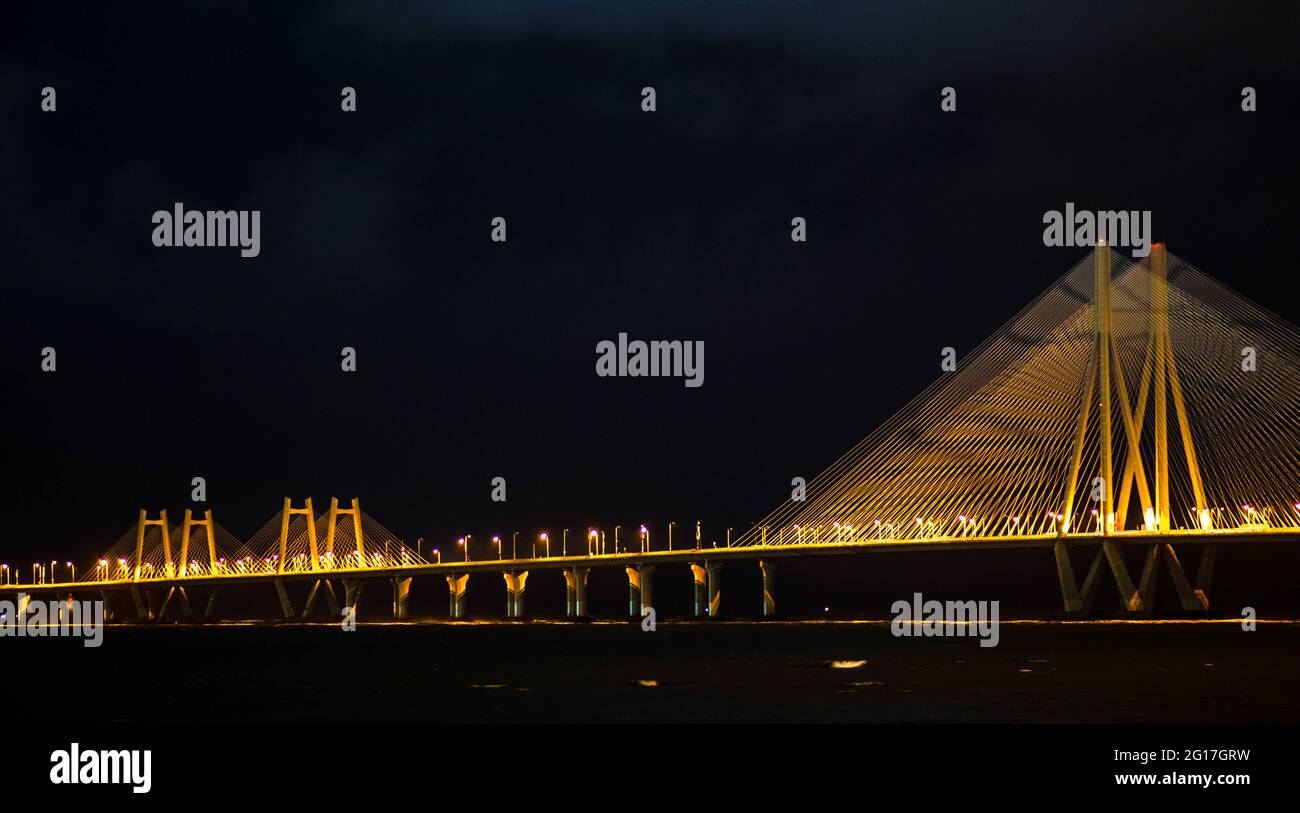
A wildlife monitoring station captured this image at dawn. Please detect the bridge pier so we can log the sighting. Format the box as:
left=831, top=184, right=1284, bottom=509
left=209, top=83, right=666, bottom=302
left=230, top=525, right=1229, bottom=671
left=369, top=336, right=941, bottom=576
left=625, top=567, right=641, bottom=617
left=273, top=578, right=295, bottom=619
left=760, top=560, right=776, bottom=616
left=706, top=561, right=723, bottom=617
left=129, top=586, right=148, bottom=621
left=343, top=579, right=364, bottom=619
left=158, top=586, right=194, bottom=620
left=563, top=568, right=589, bottom=618
left=504, top=571, right=528, bottom=618
left=626, top=565, right=654, bottom=618
left=446, top=574, right=469, bottom=619
left=392, top=576, right=412, bottom=620
left=690, top=563, right=707, bottom=616
left=302, top=579, right=340, bottom=619
left=100, top=590, right=115, bottom=621
left=203, top=588, right=220, bottom=620
left=1195, top=545, right=1216, bottom=609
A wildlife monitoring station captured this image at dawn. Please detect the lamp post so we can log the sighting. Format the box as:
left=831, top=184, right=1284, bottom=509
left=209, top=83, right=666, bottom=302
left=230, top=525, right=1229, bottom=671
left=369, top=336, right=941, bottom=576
left=67, top=562, right=75, bottom=582
left=562, top=529, right=569, bottom=557
left=458, top=536, right=471, bottom=563
left=491, top=536, right=501, bottom=560
left=640, top=525, right=648, bottom=553
left=511, top=532, right=518, bottom=560
left=588, top=529, right=597, bottom=556
left=668, top=521, right=675, bottom=551
left=539, top=532, right=550, bottom=558
left=614, top=526, right=621, bottom=554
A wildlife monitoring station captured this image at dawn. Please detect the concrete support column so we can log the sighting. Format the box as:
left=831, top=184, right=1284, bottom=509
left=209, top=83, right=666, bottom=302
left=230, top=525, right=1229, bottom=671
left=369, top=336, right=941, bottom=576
left=129, top=586, right=148, bottom=621
left=159, top=586, right=176, bottom=619
left=177, top=586, right=194, bottom=618
left=1194, top=545, right=1216, bottom=610
left=391, top=576, right=412, bottom=620
left=343, top=579, right=364, bottom=619
left=625, top=566, right=642, bottom=617
left=637, top=564, right=655, bottom=617
left=759, top=560, right=776, bottom=617
left=563, top=570, right=577, bottom=616
left=503, top=571, right=528, bottom=618
left=1053, top=541, right=1082, bottom=613
left=690, top=563, right=707, bottom=617
left=706, top=561, right=723, bottom=618
left=563, top=568, right=589, bottom=618
left=446, top=574, right=469, bottom=619
left=100, top=590, right=115, bottom=622
left=273, top=578, right=295, bottom=619
left=203, top=588, right=219, bottom=621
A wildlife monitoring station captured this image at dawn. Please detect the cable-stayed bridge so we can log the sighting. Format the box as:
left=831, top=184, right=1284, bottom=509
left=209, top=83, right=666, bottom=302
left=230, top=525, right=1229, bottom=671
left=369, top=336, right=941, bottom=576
left=4, top=244, right=1298, bottom=619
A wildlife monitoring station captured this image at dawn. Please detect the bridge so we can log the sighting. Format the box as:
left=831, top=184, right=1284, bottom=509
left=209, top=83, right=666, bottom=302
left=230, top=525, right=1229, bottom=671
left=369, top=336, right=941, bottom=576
left=4, top=244, right=1298, bottom=619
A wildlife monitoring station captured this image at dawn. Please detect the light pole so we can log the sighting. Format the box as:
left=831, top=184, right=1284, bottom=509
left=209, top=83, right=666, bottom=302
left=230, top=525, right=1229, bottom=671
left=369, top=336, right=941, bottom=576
left=458, top=536, right=471, bottom=562
left=640, top=525, right=648, bottom=553
left=50, top=560, right=58, bottom=583
left=67, top=562, right=75, bottom=582
left=588, top=529, right=597, bottom=556
left=726, top=528, right=732, bottom=547
left=511, top=532, right=518, bottom=560
left=539, top=532, right=549, bottom=558
left=668, top=521, right=675, bottom=551
left=562, top=529, right=569, bottom=557
left=491, top=536, right=502, bottom=560
left=433, top=548, right=441, bottom=564
left=614, top=526, right=621, bottom=554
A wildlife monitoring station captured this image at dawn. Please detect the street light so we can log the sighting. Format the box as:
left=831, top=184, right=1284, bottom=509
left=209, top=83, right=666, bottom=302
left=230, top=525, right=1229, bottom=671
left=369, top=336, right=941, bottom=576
left=614, top=526, right=621, bottom=554
left=562, top=529, right=569, bottom=557
left=511, top=532, right=518, bottom=560
left=67, top=562, right=75, bottom=582
left=588, top=529, right=598, bottom=556
left=539, top=532, right=550, bottom=558
left=640, top=525, right=648, bottom=553
left=458, top=536, right=471, bottom=563
left=433, top=548, right=441, bottom=564
left=668, top=521, right=675, bottom=551
left=491, top=536, right=502, bottom=560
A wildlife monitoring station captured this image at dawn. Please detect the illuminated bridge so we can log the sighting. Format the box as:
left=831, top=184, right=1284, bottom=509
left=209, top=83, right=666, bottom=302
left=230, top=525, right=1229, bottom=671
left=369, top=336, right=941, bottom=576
left=4, top=244, right=1298, bottom=619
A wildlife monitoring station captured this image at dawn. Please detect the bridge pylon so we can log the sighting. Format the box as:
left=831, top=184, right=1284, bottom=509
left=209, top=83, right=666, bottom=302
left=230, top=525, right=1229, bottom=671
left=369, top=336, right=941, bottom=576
left=134, top=509, right=170, bottom=581
left=277, top=498, right=319, bottom=573
left=325, top=497, right=366, bottom=565
left=177, top=509, right=218, bottom=576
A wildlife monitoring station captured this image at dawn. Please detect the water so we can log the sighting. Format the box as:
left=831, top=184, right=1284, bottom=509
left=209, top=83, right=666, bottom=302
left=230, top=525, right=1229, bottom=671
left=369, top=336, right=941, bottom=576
left=15, top=619, right=1300, bottom=723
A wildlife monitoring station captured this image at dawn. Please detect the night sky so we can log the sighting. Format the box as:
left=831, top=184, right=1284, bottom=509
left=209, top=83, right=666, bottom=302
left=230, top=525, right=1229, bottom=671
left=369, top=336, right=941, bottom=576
left=3, top=2, right=1297, bottom=614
